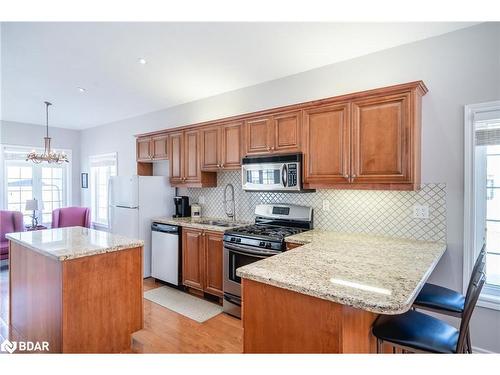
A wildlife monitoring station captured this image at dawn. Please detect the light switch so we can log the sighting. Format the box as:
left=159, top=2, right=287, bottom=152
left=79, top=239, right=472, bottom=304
left=322, top=200, right=330, bottom=212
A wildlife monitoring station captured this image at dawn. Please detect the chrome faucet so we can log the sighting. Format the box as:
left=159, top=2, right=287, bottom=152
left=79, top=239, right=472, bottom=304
left=224, top=183, right=236, bottom=221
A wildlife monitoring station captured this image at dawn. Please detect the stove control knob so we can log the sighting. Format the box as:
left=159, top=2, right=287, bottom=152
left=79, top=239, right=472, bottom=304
left=265, top=242, right=272, bottom=248
left=230, top=238, right=236, bottom=242
left=259, top=241, right=265, bottom=247
left=236, top=238, right=241, bottom=243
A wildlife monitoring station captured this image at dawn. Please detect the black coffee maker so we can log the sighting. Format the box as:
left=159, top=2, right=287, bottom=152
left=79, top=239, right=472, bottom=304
left=173, top=196, right=191, bottom=218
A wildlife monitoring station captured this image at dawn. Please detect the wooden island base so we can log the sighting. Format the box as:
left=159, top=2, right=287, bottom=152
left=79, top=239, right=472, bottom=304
left=9, top=242, right=143, bottom=353
left=242, top=279, right=379, bottom=353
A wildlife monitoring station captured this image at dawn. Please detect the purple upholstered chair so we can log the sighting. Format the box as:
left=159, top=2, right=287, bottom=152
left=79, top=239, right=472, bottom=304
left=51, top=207, right=91, bottom=229
left=0, top=210, right=25, bottom=261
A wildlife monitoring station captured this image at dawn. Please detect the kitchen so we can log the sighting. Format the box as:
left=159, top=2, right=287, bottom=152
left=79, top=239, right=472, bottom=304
left=0, top=16, right=499, bottom=367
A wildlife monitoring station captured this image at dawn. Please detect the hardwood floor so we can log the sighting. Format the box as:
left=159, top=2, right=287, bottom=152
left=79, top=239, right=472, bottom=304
left=0, top=266, right=242, bottom=353
left=132, top=278, right=242, bottom=353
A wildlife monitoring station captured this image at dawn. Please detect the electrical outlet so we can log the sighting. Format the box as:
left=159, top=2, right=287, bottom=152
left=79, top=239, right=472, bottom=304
left=413, top=204, right=429, bottom=219
left=199, top=196, right=205, bottom=204
left=322, top=200, right=331, bottom=212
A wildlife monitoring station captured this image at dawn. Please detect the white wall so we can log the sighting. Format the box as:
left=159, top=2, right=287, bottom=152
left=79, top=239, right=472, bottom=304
left=79, top=23, right=500, bottom=352
left=0, top=120, right=81, bottom=206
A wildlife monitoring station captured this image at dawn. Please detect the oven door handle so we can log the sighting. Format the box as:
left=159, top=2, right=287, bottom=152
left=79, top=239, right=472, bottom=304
left=224, top=243, right=279, bottom=257
left=223, top=294, right=241, bottom=307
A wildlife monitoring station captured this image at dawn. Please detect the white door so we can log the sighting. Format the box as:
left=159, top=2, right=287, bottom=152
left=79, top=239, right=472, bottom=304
left=110, top=206, right=139, bottom=238
left=111, top=176, right=139, bottom=208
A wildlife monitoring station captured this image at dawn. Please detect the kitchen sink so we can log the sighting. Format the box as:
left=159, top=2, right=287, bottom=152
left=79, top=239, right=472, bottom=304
left=198, top=220, right=235, bottom=227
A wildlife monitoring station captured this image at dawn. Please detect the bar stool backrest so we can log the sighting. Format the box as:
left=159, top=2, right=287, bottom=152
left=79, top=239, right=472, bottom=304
left=456, top=271, right=486, bottom=353
left=465, top=244, right=486, bottom=300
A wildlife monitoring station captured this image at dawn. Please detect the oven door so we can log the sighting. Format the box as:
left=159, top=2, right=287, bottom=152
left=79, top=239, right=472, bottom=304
left=223, top=243, right=276, bottom=297
left=242, top=162, right=300, bottom=191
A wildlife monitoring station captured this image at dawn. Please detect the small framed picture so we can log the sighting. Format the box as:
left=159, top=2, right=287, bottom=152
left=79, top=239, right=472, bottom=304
left=81, top=173, right=88, bottom=189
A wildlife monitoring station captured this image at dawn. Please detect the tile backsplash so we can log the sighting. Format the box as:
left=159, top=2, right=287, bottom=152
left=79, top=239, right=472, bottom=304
left=186, top=171, right=446, bottom=242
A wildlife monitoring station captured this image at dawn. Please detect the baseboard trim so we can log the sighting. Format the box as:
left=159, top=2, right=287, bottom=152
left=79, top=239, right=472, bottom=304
left=473, top=346, right=495, bottom=354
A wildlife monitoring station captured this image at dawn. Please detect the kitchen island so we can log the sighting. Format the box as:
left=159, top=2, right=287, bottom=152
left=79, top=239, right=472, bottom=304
left=6, top=226, right=144, bottom=353
left=237, top=230, right=446, bottom=353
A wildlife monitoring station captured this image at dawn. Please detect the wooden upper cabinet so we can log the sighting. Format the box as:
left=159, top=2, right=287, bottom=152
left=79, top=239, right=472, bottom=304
left=151, top=134, right=168, bottom=160
left=169, top=129, right=216, bottom=187
left=137, top=134, right=168, bottom=162
left=244, top=112, right=301, bottom=156
left=182, top=228, right=204, bottom=291
left=201, top=127, right=220, bottom=171
left=351, top=92, right=412, bottom=185
left=303, top=104, right=350, bottom=187
left=204, top=231, right=224, bottom=297
left=184, top=130, right=201, bottom=183
left=221, top=122, right=243, bottom=169
left=137, top=137, right=152, bottom=161
left=138, top=81, right=426, bottom=190
left=169, top=131, right=184, bottom=184
left=245, top=117, right=272, bottom=155
left=201, top=122, right=243, bottom=170
left=273, top=111, right=301, bottom=153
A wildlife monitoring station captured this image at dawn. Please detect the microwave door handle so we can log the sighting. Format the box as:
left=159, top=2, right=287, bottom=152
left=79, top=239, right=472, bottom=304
left=281, top=164, right=288, bottom=187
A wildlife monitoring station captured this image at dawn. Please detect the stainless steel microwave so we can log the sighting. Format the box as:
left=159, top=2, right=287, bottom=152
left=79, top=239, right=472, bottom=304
left=241, top=153, right=304, bottom=192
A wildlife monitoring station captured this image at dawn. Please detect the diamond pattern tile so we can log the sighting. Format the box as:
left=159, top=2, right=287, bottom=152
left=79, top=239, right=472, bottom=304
left=187, top=171, right=446, bottom=242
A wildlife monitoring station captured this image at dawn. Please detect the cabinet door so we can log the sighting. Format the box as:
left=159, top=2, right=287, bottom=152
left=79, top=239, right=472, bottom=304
left=351, top=92, right=411, bottom=184
left=137, top=137, right=152, bottom=161
left=204, top=231, right=224, bottom=297
left=182, top=228, right=204, bottom=291
left=151, top=134, right=168, bottom=160
left=273, top=111, right=301, bottom=153
left=169, top=132, right=184, bottom=184
left=221, top=122, right=243, bottom=169
left=201, top=127, right=220, bottom=171
left=245, top=117, right=272, bottom=155
left=184, top=130, right=201, bottom=183
left=303, top=104, right=350, bottom=187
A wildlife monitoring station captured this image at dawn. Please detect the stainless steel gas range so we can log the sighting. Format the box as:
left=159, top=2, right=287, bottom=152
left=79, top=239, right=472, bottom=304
left=222, top=204, right=313, bottom=318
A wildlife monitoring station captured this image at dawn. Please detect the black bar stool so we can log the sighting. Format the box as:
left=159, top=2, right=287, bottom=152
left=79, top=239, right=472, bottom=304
left=372, top=270, right=486, bottom=353
left=412, top=244, right=486, bottom=352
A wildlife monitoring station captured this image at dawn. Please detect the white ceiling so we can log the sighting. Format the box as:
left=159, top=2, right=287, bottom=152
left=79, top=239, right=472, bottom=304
left=1, top=22, right=477, bottom=130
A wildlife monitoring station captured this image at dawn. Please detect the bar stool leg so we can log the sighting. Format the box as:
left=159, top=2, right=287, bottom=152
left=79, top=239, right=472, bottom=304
left=377, top=338, right=383, bottom=353
left=466, top=329, right=472, bottom=353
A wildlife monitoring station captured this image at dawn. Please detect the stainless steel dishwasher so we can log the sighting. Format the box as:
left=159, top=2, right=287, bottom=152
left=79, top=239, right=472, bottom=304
left=151, top=222, right=181, bottom=286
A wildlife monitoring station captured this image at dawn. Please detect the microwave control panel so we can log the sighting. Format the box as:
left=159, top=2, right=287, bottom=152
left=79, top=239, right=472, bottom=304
left=287, top=163, right=297, bottom=187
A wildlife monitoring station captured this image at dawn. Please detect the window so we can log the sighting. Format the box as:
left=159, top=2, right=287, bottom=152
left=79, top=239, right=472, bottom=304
left=464, top=101, right=500, bottom=310
left=89, top=153, right=117, bottom=228
left=2, top=145, right=71, bottom=226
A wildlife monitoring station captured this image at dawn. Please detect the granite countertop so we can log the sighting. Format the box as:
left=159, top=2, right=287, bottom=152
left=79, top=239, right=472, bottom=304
left=6, top=226, right=144, bottom=261
left=152, top=216, right=251, bottom=232
left=237, top=229, right=446, bottom=315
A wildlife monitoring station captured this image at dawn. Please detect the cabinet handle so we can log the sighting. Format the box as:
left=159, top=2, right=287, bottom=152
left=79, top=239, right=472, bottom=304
left=267, top=147, right=271, bottom=151
left=351, top=174, right=357, bottom=178
left=221, top=163, right=224, bottom=168
left=271, top=146, right=275, bottom=151
left=344, top=174, right=349, bottom=179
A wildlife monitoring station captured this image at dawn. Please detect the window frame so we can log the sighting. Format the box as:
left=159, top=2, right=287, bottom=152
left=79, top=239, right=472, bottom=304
left=464, top=100, right=500, bottom=311
left=1, top=144, right=72, bottom=227
left=89, top=152, right=117, bottom=229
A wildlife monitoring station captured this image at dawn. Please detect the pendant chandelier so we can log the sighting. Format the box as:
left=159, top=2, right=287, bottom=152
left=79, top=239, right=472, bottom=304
left=26, top=101, right=69, bottom=164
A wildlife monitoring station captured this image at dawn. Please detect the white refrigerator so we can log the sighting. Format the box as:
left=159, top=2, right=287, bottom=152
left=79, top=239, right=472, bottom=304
left=108, top=175, right=175, bottom=278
